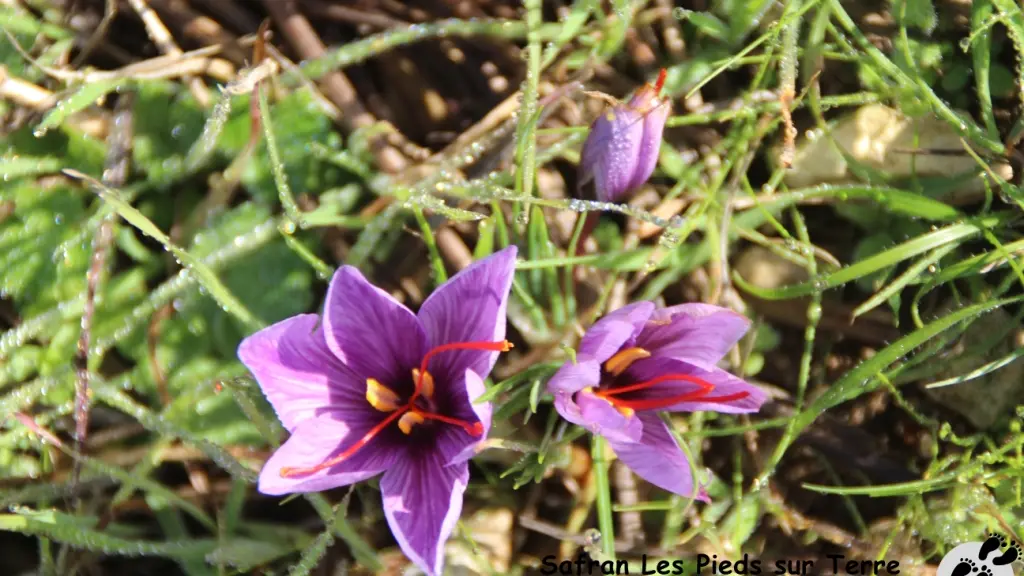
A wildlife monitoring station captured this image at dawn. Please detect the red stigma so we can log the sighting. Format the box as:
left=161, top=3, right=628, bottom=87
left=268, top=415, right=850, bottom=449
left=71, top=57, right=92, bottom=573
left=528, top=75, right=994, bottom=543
left=280, top=408, right=406, bottom=478
left=653, top=68, right=667, bottom=95
left=596, top=372, right=749, bottom=412
left=413, top=410, right=485, bottom=436
left=413, top=340, right=513, bottom=400
left=281, top=339, right=510, bottom=479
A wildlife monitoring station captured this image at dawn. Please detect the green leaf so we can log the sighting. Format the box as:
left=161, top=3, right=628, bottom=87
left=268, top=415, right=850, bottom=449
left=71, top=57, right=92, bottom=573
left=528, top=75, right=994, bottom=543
left=230, top=90, right=342, bottom=204
left=188, top=203, right=314, bottom=353
left=0, top=186, right=90, bottom=316
left=722, top=493, right=762, bottom=549
left=894, top=0, right=937, bottom=34
left=131, top=81, right=208, bottom=186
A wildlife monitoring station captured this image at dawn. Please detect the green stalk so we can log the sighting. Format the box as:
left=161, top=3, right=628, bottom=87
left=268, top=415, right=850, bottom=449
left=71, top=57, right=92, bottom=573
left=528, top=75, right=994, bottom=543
left=591, top=435, right=616, bottom=560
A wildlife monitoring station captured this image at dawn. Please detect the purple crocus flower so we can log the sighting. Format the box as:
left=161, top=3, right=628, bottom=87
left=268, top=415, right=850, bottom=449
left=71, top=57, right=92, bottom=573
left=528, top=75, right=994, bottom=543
left=237, top=246, right=518, bottom=576
left=579, top=68, right=671, bottom=203
left=547, top=301, right=767, bottom=500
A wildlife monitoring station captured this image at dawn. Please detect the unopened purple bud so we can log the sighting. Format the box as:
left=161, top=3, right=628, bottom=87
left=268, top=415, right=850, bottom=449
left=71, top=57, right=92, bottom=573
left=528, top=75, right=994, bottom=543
left=579, top=69, right=670, bottom=203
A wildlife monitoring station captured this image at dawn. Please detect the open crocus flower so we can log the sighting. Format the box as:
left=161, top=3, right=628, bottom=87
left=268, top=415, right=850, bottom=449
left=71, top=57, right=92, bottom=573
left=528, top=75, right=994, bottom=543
left=578, top=68, right=670, bottom=203
left=547, top=301, right=767, bottom=500
left=238, top=246, right=518, bottom=576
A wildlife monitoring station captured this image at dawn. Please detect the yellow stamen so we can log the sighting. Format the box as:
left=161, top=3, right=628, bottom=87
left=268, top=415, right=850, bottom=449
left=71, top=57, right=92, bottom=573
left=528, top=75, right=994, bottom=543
left=366, top=378, right=402, bottom=412
left=604, top=347, right=651, bottom=376
left=585, top=388, right=635, bottom=418
left=605, top=111, right=616, bottom=122
left=398, top=411, right=425, bottom=434
left=413, top=368, right=435, bottom=399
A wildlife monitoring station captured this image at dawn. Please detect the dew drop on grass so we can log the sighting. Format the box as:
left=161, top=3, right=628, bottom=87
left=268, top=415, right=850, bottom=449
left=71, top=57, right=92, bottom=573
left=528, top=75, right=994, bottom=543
left=806, top=303, right=822, bottom=324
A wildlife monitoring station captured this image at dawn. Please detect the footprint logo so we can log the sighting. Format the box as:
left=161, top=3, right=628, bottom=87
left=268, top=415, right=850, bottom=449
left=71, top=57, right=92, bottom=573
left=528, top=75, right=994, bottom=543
left=937, top=533, right=1021, bottom=576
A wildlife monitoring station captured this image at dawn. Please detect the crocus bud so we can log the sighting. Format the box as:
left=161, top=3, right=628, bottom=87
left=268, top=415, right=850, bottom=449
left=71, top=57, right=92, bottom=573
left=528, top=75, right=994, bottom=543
left=579, top=69, right=670, bottom=203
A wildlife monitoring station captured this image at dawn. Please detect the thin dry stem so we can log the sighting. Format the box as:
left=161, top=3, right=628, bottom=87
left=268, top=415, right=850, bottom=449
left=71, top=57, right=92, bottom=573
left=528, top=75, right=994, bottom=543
left=126, top=0, right=211, bottom=106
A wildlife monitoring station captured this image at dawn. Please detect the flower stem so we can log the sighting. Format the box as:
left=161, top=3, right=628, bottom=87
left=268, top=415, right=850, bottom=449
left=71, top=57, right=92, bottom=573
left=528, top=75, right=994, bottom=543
left=591, top=434, right=616, bottom=561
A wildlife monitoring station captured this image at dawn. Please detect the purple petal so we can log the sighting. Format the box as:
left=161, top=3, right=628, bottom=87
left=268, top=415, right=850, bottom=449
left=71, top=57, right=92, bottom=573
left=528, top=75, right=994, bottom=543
left=323, top=266, right=428, bottom=386
left=442, top=368, right=492, bottom=466
left=417, top=246, right=518, bottom=387
left=547, top=357, right=601, bottom=398
left=238, top=314, right=363, bottom=432
left=636, top=303, right=751, bottom=370
left=623, top=356, right=767, bottom=414
left=624, top=88, right=669, bottom=192
left=606, top=412, right=709, bottom=501
left=576, top=389, right=643, bottom=443
left=381, top=451, right=469, bottom=576
left=258, top=414, right=398, bottom=495
left=579, top=106, right=645, bottom=203
left=548, top=357, right=601, bottom=429
left=577, top=301, right=656, bottom=362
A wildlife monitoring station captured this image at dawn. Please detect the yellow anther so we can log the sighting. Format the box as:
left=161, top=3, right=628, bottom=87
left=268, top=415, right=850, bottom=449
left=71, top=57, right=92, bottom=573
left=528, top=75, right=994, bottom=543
left=605, top=111, right=616, bottom=122
left=604, top=347, right=651, bottom=377
left=398, top=411, right=425, bottom=434
left=366, top=378, right=402, bottom=412
left=588, top=388, right=634, bottom=418
left=413, top=368, right=435, bottom=399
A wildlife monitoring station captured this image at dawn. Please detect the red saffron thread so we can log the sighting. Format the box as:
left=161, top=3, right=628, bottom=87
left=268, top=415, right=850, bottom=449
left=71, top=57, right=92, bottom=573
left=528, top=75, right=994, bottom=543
left=653, top=67, right=667, bottom=95
left=595, top=372, right=749, bottom=412
left=281, top=340, right=511, bottom=478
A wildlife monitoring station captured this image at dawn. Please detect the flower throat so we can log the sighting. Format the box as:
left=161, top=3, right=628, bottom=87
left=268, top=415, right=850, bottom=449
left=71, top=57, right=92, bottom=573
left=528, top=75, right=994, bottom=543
left=279, top=340, right=512, bottom=478
left=591, top=347, right=750, bottom=416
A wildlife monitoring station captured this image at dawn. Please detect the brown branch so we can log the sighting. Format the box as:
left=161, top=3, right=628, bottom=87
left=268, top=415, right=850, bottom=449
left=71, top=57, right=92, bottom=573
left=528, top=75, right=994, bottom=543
left=70, top=92, right=133, bottom=504
left=261, top=0, right=408, bottom=174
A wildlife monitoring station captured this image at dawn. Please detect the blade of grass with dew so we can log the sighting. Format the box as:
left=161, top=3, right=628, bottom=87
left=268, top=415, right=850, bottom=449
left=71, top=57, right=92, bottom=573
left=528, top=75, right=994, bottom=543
left=257, top=82, right=303, bottom=227
left=756, top=294, right=1024, bottom=487
left=925, top=346, right=1024, bottom=390
left=990, top=0, right=1024, bottom=113
left=852, top=243, right=959, bottom=319
left=0, top=156, right=61, bottom=179
left=0, top=508, right=217, bottom=560
left=62, top=170, right=263, bottom=332
left=33, top=80, right=129, bottom=137
left=970, top=0, right=999, bottom=139
left=511, top=0, right=543, bottom=229
left=734, top=212, right=1014, bottom=300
